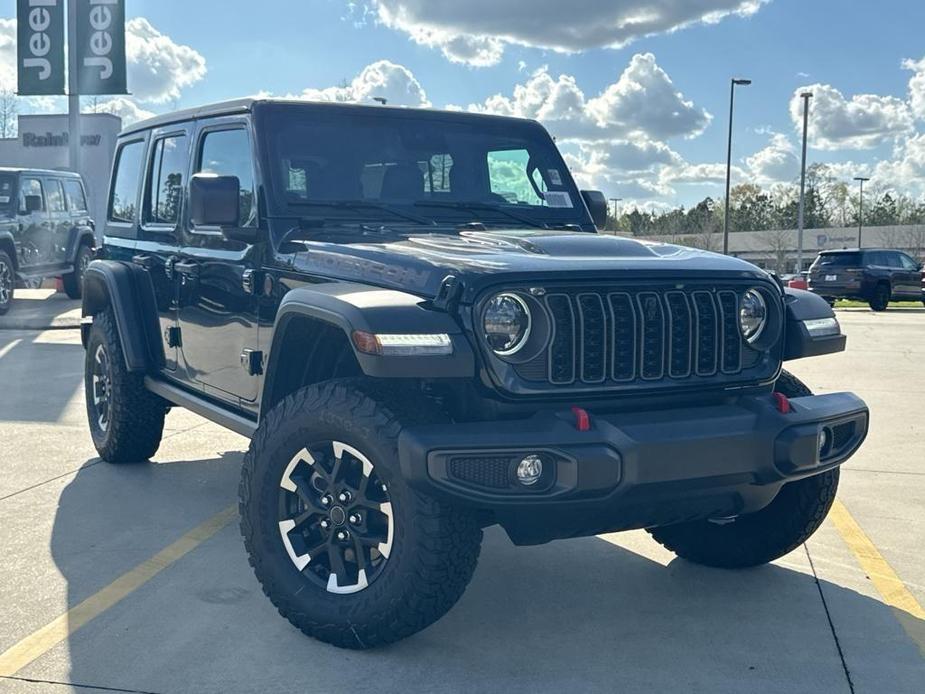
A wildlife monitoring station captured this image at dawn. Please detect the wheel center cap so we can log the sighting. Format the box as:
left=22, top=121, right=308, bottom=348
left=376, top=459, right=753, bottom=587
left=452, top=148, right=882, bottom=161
left=329, top=506, right=346, bottom=526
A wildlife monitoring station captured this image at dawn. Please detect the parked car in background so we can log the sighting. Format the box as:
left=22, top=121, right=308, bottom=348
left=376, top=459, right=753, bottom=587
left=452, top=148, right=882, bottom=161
left=0, top=168, right=96, bottom=315
left=808, top=248, right=924, bottom=311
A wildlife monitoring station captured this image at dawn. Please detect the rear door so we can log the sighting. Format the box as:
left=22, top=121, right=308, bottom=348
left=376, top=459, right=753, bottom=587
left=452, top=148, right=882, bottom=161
left=137, top=125, right=193, bottom=373
left=17, top=177, right=53, bottom=269
left=176, top=118, right=262, bottom=404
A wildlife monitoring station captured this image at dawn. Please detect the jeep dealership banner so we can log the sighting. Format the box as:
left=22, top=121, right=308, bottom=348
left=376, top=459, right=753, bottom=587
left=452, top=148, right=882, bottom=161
left=17, top=0, right=66, bottom=95
left=75, top=0, right=127, bottom=95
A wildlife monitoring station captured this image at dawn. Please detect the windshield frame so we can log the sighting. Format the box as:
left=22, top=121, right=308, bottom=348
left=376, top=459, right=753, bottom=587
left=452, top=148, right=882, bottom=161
left=253, top=102, right=593, bottom=234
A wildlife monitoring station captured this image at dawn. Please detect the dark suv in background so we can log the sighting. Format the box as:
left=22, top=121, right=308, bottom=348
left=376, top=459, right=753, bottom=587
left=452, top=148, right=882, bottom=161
left=808, top=248, right=924, bottom=311
left=0, top=167, right=96, bottom=315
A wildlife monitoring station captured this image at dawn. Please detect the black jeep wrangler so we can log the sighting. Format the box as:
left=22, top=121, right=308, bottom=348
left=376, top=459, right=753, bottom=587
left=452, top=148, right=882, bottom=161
left=808, top=248, right=924, bottom=310
left=81, top=99, right=869, bottom=649
left=0, top=167, right=96, bottom=314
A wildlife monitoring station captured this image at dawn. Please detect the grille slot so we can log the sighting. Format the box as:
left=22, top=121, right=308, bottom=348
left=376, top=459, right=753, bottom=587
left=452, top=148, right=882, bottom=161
left=522, top=286, right=757, bottom=388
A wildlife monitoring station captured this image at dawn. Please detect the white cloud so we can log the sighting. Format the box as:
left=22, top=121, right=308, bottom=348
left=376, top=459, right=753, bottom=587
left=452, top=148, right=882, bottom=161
left=466, top=54, right=710, bottom=142
left=792, top=83, right=914, bottom=150
left=904, top=56, right=925, bottom=121
left=371, top=0, right=769, bottom=66
left=126, top=18, right=207, bottom=104
left=873, top=133, right=925, bottom=195
left=0, top=18, right=16, bottom=91
left=746, top=133, right=799, bottom=183
left=661, top=161, right=745, bottom=185
left=300, top=59, right=430, bottom=107
left=90, top=96, right=155, bottom=124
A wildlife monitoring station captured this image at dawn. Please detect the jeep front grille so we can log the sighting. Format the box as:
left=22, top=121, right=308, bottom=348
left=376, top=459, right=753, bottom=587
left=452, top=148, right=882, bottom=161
left=508, top=284, right=776, bottom=392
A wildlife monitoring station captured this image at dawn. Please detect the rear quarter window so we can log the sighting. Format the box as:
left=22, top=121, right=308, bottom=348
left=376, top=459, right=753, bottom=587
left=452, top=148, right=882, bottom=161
left=63, top=180, right=88, bottom=212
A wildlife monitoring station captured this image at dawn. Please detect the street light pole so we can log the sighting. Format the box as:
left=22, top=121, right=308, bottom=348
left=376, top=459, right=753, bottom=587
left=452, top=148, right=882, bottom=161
left=723, top=78, right=751, bottom=255
left=854, top=177, right=870, bottom=248
left=796, top=92, right=812, bottom=274
left=67, top=0, right=80, bottom=173
left=609, top=197, right=622, bottom=221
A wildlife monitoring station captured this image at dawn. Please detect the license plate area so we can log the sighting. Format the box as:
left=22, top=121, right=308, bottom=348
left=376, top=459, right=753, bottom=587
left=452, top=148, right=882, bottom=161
left=825, top=274, right=838, bottom=281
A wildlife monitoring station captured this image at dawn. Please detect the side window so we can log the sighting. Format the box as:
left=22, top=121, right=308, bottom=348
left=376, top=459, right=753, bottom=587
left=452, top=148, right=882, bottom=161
left=109, top=140, right=146, bottom=224
left=196, top=128, right=256, bottom=228
left=46, top=180, right=66, bottom=212
left=883, top=252, right=902, bottom=269
left=144, top=135, right=188, bottom=227
left=19, top=178, right=45, bottom=213
left=899, top=254, right=919, bottom=270
left=486, top=149, right=546, bottom=206
left=63, top=180, right=88, bottom=212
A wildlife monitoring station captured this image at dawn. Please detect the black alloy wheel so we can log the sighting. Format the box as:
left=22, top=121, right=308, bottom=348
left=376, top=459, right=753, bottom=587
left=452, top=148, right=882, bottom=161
left=0, top=251, right=14, bottom=315
left=89, top=343, right=114, bottom=434
left=277, top=440, right=393, bottom=594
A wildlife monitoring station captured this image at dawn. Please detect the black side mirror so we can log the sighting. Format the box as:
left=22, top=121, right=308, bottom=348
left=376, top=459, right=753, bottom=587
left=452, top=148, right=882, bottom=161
left=190, top=173, right=257, bottom=243
left=580, top=190, right=608, bottom=229
left=23, top=194, right=42, bottom=213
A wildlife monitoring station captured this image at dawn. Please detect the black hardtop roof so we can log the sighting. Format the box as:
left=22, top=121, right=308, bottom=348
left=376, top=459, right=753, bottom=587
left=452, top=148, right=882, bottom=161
left=119, top=97, right=541, bottom=137
left=0, top=166, right=83, bottom=178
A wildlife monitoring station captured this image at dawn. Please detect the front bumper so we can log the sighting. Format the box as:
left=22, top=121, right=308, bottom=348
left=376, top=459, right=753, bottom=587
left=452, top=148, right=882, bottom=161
left=398, top=392, right=868, bottom=545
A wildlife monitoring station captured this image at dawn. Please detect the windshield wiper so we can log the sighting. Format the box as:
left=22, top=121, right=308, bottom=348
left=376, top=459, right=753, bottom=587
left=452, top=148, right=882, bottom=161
left=289, top=199, right=435, bottom=226
left=412, top=200, right=549, bottom=230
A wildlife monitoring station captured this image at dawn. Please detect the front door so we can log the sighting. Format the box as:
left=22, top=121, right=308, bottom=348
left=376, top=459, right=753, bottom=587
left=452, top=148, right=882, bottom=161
left=176, top=121, right=262, bottom=404
left=896, top=252, right=922, bottom=298
left=42, top=178, right=70, bottom=265
left=17, top=177, right=53, bottom=269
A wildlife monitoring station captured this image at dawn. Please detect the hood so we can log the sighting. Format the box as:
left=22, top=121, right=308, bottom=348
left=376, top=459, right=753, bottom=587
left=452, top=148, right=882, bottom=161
left=289, top=228, right=770, bottom=301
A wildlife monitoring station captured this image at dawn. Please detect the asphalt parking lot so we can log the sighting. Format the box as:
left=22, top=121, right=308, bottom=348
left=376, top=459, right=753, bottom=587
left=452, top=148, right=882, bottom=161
left=0, top=290, right=923, bottom=693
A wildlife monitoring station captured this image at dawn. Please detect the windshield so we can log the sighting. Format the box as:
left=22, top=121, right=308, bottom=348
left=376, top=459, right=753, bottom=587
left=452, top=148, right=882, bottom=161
left=0, top=174, right=14, bottom=214
left=813, top=252, right=861, bottom=268
left=257, top=105, right=588, bottom=240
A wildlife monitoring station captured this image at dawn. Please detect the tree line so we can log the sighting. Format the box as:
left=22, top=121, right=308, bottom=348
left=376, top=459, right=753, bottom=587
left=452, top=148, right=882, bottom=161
left=607, top=163, right=925, bottom=237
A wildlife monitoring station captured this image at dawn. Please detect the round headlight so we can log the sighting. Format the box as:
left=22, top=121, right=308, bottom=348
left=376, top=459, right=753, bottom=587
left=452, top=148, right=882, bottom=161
left=739, top=289, right=768, bottom=343
left=483, top=293, right=531, bottom=355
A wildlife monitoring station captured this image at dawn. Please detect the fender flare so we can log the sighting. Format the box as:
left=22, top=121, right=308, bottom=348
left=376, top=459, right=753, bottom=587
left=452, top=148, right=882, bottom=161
left=783, top=288, right=846, bottom=360
left=264, top=282, right=475, bottom=387
left=81, top=260, right=165, bottom=372
left=65, top=225, right=96, bottom=265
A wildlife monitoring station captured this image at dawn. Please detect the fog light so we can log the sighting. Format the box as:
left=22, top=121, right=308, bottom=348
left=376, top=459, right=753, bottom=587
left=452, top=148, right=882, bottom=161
left=819, top=428, right=830, bottom=455
left=516, top=455, right=543, bottom=486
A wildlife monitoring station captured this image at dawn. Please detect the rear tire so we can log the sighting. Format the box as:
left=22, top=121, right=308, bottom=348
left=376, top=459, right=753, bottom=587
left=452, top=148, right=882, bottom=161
left=0, top=250, right=14, bottom=315
left=646, top=371, right=839, bottom=568
left=84, top=310, right=166, bottom=462
left=869, top=283, right=890, bottom=311
left=63, top=243, right=93, bottom=300
left=240, top=379, right=483, bottom=649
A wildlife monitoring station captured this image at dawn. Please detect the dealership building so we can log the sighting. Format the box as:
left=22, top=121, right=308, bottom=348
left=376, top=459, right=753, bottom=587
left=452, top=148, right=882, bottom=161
left=636, top=225, right=925, bottom=273
left=0, top=113, right=122, bottom=233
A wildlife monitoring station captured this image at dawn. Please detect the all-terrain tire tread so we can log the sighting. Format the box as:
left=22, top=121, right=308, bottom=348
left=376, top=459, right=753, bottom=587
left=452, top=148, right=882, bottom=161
left=63, top=243, right=92, bottom=300
left=646, top=370, right=839, bottom=568
left=239, top=379, right=482, bottom=649
left=86, top=310, right=165, bottom=462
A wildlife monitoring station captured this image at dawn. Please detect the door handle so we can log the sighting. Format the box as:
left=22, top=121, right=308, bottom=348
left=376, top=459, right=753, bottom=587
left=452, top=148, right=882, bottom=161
left=174, top=261, right=200, bottom=278
left=132, top=254, right=156, bottom=270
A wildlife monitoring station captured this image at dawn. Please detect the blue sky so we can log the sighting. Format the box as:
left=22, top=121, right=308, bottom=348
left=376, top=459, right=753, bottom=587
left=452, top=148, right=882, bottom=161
left=2, top=0, right=924, bottom=209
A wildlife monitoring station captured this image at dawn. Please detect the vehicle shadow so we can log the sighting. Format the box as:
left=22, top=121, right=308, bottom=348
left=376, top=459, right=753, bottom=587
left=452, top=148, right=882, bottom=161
left=0, top=288, right=81, bottom=330
left=47, top=456, right=925, bottom=694
left=0, top=330, right=84, bottom=422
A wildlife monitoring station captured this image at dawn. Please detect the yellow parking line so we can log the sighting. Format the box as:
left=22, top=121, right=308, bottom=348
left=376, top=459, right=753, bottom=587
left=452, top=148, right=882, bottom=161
left=829, top=499, right=925, bottom=656
left=0, top=505, right=237, bottom=677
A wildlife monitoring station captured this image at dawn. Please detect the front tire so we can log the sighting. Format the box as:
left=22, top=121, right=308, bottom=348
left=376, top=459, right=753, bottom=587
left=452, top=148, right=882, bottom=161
left=240, top=380, right=483, bottom=649
left=0, top=250, right=15, bottom=315
left=647, top=371, right=839, bottom=568
left=84, top=310, right=166, bottom=462
left=63, top=243, right=93, bottom=299
left=869, top=283, right=890, bottom=311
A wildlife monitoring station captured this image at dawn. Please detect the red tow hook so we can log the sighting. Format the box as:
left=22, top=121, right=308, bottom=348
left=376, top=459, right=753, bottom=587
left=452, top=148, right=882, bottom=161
left=571, top=406, right=592, bottom=431
left=772, top=392, right=791, bottom=414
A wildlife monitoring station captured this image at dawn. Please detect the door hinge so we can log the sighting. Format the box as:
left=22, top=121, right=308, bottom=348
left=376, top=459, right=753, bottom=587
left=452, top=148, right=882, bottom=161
left=165, top=326, right=182, bottom=348
left=241, top=349, right=264, bottom=376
